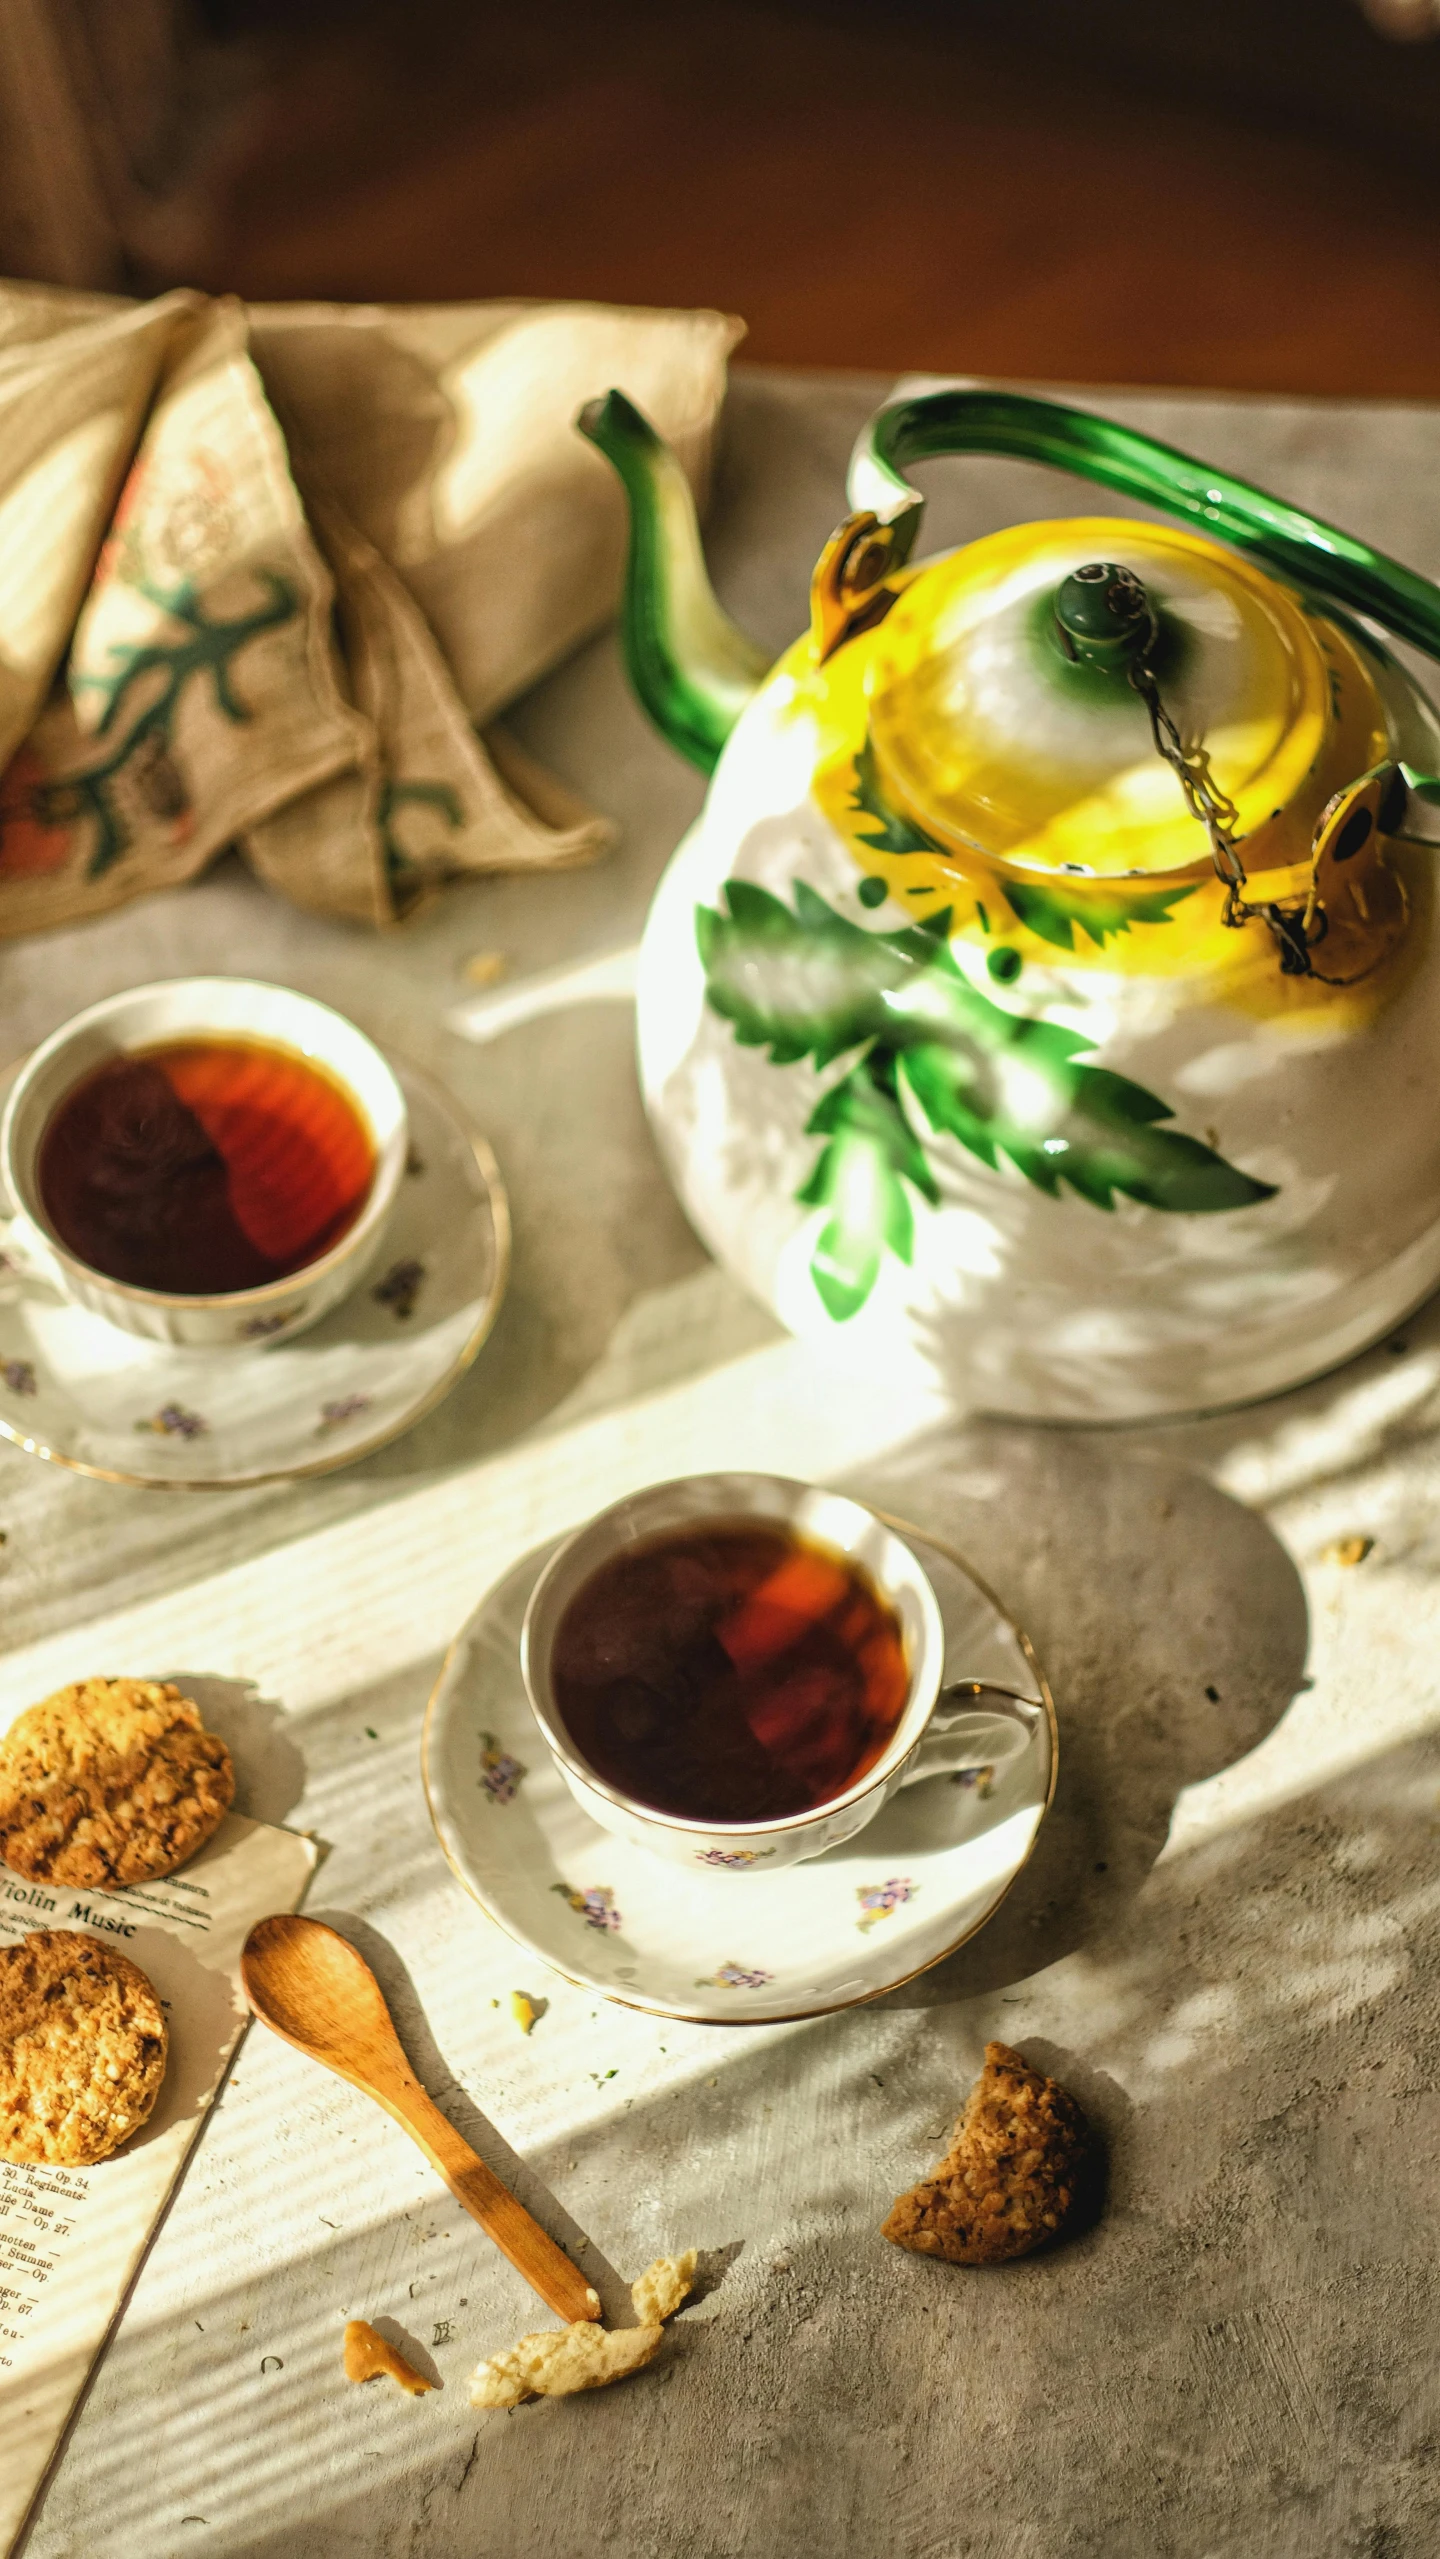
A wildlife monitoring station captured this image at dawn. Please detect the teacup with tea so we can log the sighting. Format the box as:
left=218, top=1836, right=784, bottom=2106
left=521, top=1473, right=1038, bottom=1872
left=0, top=978, right=408, bottom=1348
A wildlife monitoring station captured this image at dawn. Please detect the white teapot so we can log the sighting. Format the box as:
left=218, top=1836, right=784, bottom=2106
left=581, top=385, right=1440, bottom=1419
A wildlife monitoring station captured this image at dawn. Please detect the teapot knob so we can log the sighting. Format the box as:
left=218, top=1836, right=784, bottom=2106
left=1053, top=561, right=1156, bottom=671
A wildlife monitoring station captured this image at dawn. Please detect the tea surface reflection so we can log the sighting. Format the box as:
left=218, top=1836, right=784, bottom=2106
left=38, top=1037, right=375, bottom=1295
left=551, top=1521, right=910, bottom=1824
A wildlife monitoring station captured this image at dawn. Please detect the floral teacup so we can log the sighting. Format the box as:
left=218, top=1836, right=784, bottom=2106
left=0, top=977, right=407, bottom=1351
left=520, top=1471, right=1038, bottom=1873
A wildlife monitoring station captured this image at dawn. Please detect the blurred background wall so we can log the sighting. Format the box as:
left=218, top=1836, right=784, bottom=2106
left=2, top=0, right=1438, bottom=395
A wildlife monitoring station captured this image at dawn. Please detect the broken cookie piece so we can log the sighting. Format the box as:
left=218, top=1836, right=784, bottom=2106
left=630, top=2250, right=697, bottom=2325
left=469, top=2320, right=663, bottom=2408
left=467, top=2250, right=698, bottom=2410
left=881, top=2041, right=1090, bottom=2266
left=343, top=2319, right=434, bottom=2395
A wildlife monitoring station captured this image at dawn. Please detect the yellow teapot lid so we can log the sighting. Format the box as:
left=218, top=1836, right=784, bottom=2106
left=863, top=517, right=1387, bottom=885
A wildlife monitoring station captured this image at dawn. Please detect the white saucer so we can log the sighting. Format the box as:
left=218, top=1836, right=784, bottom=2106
left=0, top=1052, right=508, bottom=1488
left=423, top=1519, right=1057, bottom=2024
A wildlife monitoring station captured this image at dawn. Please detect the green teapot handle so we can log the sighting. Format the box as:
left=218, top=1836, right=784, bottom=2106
left=848, top=387, right=1440, bottom=668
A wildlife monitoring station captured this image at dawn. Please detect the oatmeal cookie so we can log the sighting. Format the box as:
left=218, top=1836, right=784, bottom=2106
left=0, top=1928, right=168, bottom=2164
left=0, top=1678, right=234, bottom=1886
left=881, top=2041, right=1090, bottom=2266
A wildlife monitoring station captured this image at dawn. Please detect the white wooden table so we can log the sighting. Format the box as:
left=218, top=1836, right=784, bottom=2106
left=5, top=368, right=1440, bottom=2559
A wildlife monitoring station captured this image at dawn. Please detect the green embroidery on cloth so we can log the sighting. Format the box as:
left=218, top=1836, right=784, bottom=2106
left=31, top=573, right=299, bottom=879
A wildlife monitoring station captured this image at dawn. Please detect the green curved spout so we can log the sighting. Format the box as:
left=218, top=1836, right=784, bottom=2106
left=848, top=386, right=1440, bottom=668
left=578, top=389, right=770, bottom=774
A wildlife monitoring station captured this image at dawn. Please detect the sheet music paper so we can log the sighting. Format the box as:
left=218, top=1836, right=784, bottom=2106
left=0, top=1815, right=316, bottom=2556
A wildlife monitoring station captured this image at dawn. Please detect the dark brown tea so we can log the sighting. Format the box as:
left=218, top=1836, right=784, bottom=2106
left=37, top=1037, right=375, bottom=1296
left=550, top=1521, right=911, bottom=1825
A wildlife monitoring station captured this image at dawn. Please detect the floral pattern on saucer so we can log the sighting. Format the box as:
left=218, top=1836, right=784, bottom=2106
left=856, top=1876, right=918, bottom=1932
left=696, top=1961, right=773, bottom=1990
left=552, top=1882, right=622, bottom=1934
left=1, top=1355, right=36, bottom=1396
left=479, top=1731, right=526, bottom=1806
left=373, top=1257, right=426, bottom=1320
left=136, top=1401, right=206, bottom=1439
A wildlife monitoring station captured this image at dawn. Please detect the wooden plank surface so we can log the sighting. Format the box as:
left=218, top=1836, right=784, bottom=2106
left=197, top=0, right=1440, bottom=399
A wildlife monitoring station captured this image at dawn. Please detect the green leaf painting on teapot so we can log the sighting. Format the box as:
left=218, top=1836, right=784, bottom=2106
left=696, top=877, right=1278, bottom=1321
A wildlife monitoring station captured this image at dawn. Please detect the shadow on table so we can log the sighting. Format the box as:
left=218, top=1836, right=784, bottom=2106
left=31, top=1706, right=1440, bottom=2559
left=352, top=992, right=713, bottom=1486
left=195, top=1723, right=1440, bottom=2559
left=843, top=1421, right=1310, bottom=2006
left=165, top=1673, right=309, bottom=1827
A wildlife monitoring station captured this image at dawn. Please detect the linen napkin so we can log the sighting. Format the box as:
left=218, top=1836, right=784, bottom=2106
left=0, top=280, right=741, bottom=935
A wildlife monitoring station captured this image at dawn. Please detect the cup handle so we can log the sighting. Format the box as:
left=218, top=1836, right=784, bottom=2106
left=897, top=1680, right=1040, bottom=1789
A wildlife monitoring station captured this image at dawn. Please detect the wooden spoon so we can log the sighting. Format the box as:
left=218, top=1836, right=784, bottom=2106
left=241, top=1914, right=599, bottom=2325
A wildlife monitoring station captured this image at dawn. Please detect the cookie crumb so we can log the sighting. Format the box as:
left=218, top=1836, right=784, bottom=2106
left=881, top=2042, right=1090, bottom=2266
left=462, top=950, right=507, bottom=988
left=343, top=2320, right=434, bottom=2395
left=469, top=2320, right=661, bottom=2408
left=630, top=2252, right=697, bottom=2324
left=1322, top=1533, right=1373, bottom=1568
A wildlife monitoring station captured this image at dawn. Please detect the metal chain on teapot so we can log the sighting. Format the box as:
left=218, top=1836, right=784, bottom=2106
left=1126, top=656, right=1317, bottom=976
left=1050, top=559, right=1317, bottom=976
